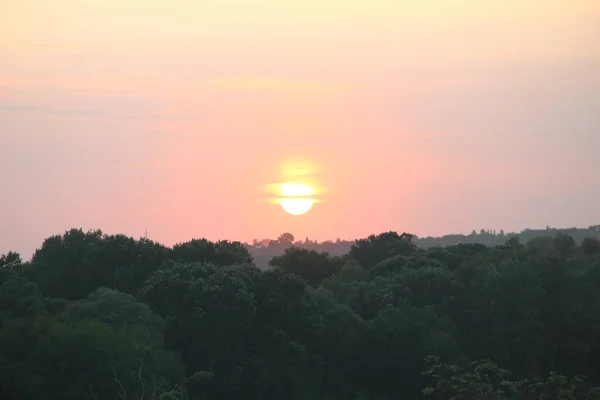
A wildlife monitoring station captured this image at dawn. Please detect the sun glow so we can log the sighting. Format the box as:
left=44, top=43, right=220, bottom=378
left=265, top=160, right=325, bottom=215
left=280, top=198, right=314, bottom=215
left=280, top=183, right=314, bottom=197
left=271, top=182, right=316, bottom=215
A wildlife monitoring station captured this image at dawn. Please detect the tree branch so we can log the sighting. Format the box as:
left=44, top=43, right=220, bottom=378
left=113, top=367, right=129, bottom=400
left=133, top=341, right=155, bottom=400
left=88, top=382, right=98, bottom=400
left=151, top=372, right=158, bottom=400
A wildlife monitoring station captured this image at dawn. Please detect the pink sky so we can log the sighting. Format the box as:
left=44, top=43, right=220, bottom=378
left=1, top=0, right=599, bottom=258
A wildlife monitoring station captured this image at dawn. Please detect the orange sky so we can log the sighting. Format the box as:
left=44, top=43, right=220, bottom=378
left=1, top=0, right=599, bottom=257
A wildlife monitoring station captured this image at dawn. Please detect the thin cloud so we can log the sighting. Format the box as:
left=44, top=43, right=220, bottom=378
left=0, top=102, right=156, bottom=121
left=0, top=86, right=15, bottom=96
left=0, top=42, right=69, bottom=49
left=208, top=76, right=354, bottom=95
left=0, top=103, right=105, bottom=117
left=0, top=85, right=172, bottom=122
left=33, top=43, right=65, bottom=48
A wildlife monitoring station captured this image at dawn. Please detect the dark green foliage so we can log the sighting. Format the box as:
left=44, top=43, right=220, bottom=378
left=3, top=228, right=600, bottom=399
left=0, top=315, right=186, bottom=399
left=422, top=356, right=598, bottom=400
left=171, top=238, right=253, bottom=265
left=249, top=227, right=600, bottom=268
left=27, top=229, right=169, bottom=300
left=141, top=261, right=324, bottom=399
left=0, top=275, right=44, bottom=318
left=61, top=287, right=166, bottom=334
left=268, top=246, right=344, bottom=286
left=582, top=237, right=600, bottom=255
left=350, top=231, right=418, bottom=268
left=0, top=251, right=22, bottom=271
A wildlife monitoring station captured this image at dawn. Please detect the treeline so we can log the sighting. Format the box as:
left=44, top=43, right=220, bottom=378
left=249, top=226, right=600, bottom=267
left=416, top=225, right=600, bottom=248
left=2, top=228, right=600, bottom=399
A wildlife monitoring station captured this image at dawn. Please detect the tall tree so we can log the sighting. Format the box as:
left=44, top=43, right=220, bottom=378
left=350, top=231, right=417, bottom=268
left=268, top=247, right=344, bottom=286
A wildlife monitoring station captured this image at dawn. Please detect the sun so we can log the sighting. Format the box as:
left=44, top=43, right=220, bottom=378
left=280, top=198, right=314, bottom=215
left=280, top=183, right=314, bottom=197
left=265, top=161, right=325, bottom=216
left=279, top=183, right=315, bottom=215
left=266, top=182, right=317, bottom=215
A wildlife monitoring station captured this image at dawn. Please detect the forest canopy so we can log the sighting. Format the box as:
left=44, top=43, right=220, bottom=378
left=2, top=227, right=600, bottom=399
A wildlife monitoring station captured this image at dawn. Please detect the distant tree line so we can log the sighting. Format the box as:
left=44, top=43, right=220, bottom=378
left=2, top=227, right=600, bottom=399
left=249, top=226, right=600, bottom=267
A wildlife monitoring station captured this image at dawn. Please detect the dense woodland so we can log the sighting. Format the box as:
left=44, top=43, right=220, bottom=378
left=2, top=227, right=600, bottom=399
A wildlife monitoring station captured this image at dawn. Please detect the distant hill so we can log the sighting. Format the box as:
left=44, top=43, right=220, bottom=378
left=248, top=225, right=600, bottom=268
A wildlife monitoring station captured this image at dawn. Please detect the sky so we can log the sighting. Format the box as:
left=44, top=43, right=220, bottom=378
left=1, top=0, right=599, bottom=258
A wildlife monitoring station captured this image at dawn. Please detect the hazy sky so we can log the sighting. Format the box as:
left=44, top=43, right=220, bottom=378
left=1, top=0, right=599, bottom=258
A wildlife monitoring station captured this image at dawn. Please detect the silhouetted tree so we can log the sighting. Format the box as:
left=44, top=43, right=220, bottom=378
left=277, top=232, right=295, bottom=246
left=0, top=251, right=22, bottom=270
left=582, top=237, right=600, bottom=255
left=268, top=247, right=344, bottom=286
left=350, top=231, right=417, bottom=268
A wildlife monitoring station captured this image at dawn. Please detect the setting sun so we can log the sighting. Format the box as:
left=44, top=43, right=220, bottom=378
left=265, top=180, right=321, bottom=215
left=265, top=162, right=325, bottom=215
left=280, top=183, right=314, bottom=197
left=271, top=182, right=316, bottom=215
left=280, top=197, right=314, bottom=215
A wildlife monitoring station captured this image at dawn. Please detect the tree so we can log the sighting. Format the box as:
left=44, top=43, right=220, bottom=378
left=359, top=305, right=460, bottom=399
left=502, top=235, right=522, bottom=250
left=213, top=240, right=254, bottom=265
left=171, top=239, right=253, bottom=266
left=422, top=356, right=594, bottom=400
left=0, top=275, right=44, bottom=318
left=350, top=231, right=417, bottom=268
left=0, top=251, right=22, bottom=270
left=170, top=239, right=216, bottom=263
left=553, top=232, right=577, bottom=257
left=268, top=247, right=343, bottom=286
left=27, top=229, right=169, bottom=300
left=581, top=237, right=600, bottom=255
left=308, top=287, right=368, bottom=397
left=277, top=232, right=295, bottom=246
left=62, top=287, right=166, bottom=335
left=0, top=315, right=187, bottom=400
left=140, top=261, right=325, bottom=400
